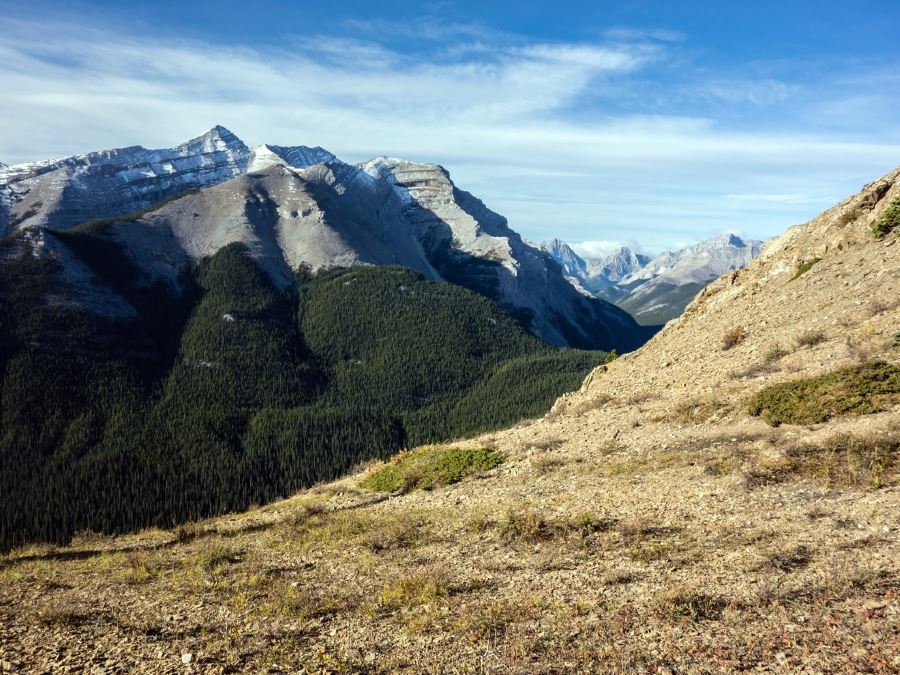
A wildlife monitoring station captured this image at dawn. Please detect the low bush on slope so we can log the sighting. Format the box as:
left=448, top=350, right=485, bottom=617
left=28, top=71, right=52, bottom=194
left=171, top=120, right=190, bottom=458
left=747, top=361, right=900, bottom=426
left=360, top=446, right=504, bottom=493
left=872, top=196, right=900, bottom=238
left=0, top=241, right=602, bottom=550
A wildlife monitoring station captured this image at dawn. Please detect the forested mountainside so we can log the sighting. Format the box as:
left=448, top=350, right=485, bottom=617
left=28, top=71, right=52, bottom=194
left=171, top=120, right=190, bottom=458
left=0, top=230, right=602, bottom=551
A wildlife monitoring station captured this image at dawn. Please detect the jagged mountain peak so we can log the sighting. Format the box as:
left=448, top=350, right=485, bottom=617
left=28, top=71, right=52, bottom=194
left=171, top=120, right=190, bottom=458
left=688, top=232, right=754, bottom=251
left=176, top=125, right=248, bottom=155
left=711, top=232, right=746, bottom=246
left=538, top=239, right=587, bottom=278
left=584, top=247, right=651, bottom=284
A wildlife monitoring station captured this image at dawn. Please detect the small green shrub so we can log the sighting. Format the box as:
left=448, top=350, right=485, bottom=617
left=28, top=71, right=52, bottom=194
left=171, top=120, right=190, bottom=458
left=497, top=509, right=553, bottom=543
left=791, top=257, right=822, bottom=280
left=494, top=509, right=613, bottom=545
left=360, top=446, right=503, bottom=493
left=747, top=361, right=900, bottom=426
left=872, top=196, right=900, bottom=238
left=892, top=332, right=900, bottom=348
left=602, top=349, right=619, bottom=364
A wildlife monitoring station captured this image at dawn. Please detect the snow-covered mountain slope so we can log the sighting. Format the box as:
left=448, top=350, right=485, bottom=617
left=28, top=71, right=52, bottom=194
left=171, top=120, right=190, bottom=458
left=3, top=128, right=652, bottom=351
left=0, top=126, right=250, bottom=234
left=248, top=144, right=336, bottom=173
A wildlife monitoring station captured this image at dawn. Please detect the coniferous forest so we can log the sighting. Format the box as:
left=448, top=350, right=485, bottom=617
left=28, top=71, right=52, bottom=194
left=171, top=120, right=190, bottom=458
left=0, top=232, right=605, bottom=551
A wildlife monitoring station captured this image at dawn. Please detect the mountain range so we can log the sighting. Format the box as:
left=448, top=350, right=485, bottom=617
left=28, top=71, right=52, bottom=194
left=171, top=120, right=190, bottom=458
left=0, top=126, right=655, bottom=550
left=0, top=126, right=650, bottom=352
left=539, top=234, right=763, bottom=325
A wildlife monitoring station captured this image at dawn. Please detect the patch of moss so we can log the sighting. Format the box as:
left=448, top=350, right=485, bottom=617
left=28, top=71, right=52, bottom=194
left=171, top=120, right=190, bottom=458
left=360, top=446, right=503, bottom=493
left=747, top=361, right=900, bottom=426
left=790, top=258, right=821, bottom=281
left=872, top=196, right=900, bottom=239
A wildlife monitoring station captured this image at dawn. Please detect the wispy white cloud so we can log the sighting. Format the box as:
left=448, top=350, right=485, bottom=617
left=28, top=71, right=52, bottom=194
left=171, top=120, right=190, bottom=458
left=0, top=15, right=898, bottom=252
left=344, top=16, right=509, bottom=44
left=603, top=27, right=686, bottom=43
left=693, top=79, right=795, bottom=105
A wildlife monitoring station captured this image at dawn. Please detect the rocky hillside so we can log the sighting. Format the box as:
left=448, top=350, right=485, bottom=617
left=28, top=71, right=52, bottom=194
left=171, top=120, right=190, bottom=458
left=1, top=168, right=896, bottom=672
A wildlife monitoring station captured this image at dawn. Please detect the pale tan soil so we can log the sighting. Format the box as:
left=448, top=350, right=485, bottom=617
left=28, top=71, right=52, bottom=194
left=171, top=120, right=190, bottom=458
left=1, top=170, right=899, bottom=673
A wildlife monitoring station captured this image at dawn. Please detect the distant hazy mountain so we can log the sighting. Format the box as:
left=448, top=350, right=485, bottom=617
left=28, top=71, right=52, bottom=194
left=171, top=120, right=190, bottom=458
left=542, top=234, right=763, bottom=325
left=0, top=126, right=651, bottom=351
left=538, top=238, right=587, bottom=278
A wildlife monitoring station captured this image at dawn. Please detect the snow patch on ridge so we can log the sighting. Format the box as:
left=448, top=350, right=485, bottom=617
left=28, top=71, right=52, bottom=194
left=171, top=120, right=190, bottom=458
left=249, top=144, right=336, bottom=173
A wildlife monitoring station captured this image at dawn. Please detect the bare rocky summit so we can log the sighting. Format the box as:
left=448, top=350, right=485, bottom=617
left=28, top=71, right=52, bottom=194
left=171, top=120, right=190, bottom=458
left=1, top=166, right=897, bottom=672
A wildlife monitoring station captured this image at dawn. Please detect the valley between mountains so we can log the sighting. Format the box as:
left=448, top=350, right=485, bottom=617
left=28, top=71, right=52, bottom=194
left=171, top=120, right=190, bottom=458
left=0, top=132, right=897, bottom=672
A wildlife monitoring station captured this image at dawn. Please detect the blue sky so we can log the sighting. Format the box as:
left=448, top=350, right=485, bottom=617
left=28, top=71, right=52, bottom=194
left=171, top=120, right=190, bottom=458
left=2, top=1, right=899, bottom=254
